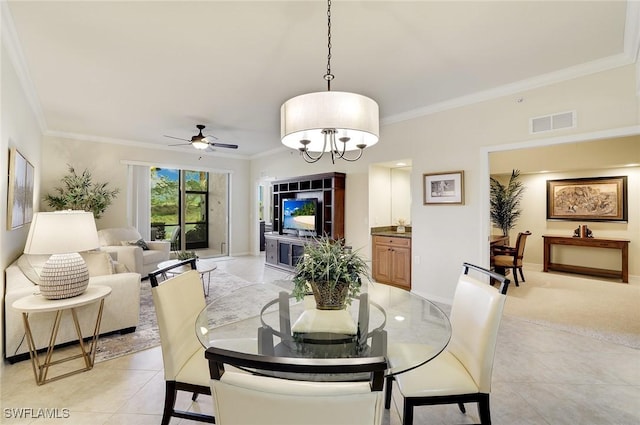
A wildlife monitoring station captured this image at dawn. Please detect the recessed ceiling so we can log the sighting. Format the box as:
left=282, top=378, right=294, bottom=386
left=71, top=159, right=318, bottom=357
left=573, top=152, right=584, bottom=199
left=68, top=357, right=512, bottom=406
left=3, top=1, right=635, bottom=158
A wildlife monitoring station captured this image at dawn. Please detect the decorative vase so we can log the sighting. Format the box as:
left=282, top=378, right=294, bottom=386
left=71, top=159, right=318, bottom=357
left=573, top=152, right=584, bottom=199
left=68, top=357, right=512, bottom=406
left=310, top=281, right=349, bottom=310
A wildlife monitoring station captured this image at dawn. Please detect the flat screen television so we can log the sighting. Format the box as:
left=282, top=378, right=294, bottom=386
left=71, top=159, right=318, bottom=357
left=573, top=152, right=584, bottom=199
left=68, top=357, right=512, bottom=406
left=282, top=198, right=318, bottom=236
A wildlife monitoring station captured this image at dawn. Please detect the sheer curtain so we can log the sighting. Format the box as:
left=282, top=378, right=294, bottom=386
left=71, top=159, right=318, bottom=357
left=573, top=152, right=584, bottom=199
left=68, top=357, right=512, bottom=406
left=127, top=164, right=151, bottom=240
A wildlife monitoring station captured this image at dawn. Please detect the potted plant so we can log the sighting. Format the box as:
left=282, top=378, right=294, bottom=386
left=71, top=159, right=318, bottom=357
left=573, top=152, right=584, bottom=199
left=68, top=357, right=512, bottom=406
left=292, top=235, right=369, bottom=310
left=489, top=169, right=525, bottom=237
left=44, top=165, right=119, bottom=219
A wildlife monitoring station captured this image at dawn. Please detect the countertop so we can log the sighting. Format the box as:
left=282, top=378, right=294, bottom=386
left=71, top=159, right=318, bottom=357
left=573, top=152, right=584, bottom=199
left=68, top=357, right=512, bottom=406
left=370, top=226, right=412, bottom=239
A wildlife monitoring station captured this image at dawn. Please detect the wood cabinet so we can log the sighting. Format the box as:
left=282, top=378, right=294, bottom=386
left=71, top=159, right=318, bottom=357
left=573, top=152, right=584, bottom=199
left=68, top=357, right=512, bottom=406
left=266, top=172, right=347, bottom=272
left=271, top=172, right=345, bottom=240
left=372, top=235, right=411, bottom=290
left=264, top=233, right=309, bottom=272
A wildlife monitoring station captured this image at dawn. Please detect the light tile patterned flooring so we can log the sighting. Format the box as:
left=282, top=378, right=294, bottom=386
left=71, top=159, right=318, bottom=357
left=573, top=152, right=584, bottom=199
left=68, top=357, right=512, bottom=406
left=1, top=255, right=638, bottom=425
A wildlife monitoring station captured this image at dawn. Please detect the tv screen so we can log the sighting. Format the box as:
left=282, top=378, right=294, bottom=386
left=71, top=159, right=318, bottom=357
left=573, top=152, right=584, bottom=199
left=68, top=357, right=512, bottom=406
left=282, top=198, right=318, bottom=235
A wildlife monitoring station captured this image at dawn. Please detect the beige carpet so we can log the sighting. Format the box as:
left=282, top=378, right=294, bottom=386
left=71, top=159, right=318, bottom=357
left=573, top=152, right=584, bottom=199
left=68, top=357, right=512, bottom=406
left=503, top=267, right=640, bottom=348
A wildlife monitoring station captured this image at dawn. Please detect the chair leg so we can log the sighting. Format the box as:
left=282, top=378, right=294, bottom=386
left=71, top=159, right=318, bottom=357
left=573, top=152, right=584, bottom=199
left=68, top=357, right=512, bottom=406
left=384, top=376, right=394, bottom=409
left=192, top=392, right=199, bottom=402
left=478, top=394, right=491, bottom=425
left=458, top=402, right=466, bottom=413
left=402, top=399, right=414, bottom=425
left=161, top=381, right=177, bottom=425
left=518, top=267, right=526, bottom=282
left=512, top=267, right=519, bottom=286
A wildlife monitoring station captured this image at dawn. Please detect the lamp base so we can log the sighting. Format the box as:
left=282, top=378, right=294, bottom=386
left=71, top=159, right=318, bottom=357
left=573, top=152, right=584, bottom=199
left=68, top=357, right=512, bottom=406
left=39, top=253, right=90, bottom=300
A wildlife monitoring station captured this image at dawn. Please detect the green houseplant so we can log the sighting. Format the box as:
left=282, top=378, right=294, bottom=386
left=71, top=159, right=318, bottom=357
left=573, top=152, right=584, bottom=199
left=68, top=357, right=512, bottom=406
left=292, top=235, right=369, bottom=310
left=489, top=169, right=525, bottom=237
left=44, top=165, right=119, bottom=219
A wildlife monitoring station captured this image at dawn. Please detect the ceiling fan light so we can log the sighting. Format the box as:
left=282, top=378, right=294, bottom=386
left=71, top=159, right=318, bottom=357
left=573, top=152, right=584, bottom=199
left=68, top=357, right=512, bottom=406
left=192, top=140, right=208, bottom=150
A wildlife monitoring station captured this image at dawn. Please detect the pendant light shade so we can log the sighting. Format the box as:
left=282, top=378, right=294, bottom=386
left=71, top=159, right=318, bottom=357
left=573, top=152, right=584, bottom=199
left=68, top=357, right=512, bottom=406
left=280, top=0, right=380, bottom=163
left=281, top=91, right=379, bottom=153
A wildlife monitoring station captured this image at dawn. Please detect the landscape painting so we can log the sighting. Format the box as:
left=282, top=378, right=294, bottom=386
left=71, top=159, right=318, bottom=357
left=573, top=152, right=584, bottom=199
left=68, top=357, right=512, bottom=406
left=547, top=176, right=627, bottom=222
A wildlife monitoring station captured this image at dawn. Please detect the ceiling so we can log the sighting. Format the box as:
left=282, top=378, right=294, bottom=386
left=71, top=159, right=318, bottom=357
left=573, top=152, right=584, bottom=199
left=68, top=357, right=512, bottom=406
left=3, top=1, right=637, bottom=159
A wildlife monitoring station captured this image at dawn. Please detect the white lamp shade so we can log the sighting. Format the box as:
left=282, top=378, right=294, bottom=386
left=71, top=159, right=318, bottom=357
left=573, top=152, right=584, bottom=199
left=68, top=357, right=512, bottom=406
left=24, top=211, right=100, bottom=255
left=281, top=91, right=379, bottom=152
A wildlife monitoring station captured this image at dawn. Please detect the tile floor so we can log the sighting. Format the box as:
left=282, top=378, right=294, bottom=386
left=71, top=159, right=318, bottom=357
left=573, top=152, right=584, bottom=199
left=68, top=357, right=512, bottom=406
left=1, top=255, right=638, bottom=425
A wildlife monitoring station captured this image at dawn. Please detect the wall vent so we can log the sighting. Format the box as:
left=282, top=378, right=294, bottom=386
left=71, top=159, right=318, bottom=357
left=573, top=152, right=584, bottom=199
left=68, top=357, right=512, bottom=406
left=530, top=111, right=576, bottom=134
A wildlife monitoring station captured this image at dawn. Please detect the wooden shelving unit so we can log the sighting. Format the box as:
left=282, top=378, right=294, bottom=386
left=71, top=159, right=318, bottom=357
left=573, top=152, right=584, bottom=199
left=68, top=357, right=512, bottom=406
left=266, top=172, right=346, bottom=271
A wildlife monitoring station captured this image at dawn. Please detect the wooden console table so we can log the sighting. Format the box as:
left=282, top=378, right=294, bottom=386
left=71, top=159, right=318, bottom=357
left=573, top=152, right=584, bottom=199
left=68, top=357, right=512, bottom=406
left=542, top=235, right=630, bottom=283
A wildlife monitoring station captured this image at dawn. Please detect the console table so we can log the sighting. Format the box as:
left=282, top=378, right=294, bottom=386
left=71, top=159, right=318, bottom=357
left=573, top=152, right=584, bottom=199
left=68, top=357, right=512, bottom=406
left=542, top=235, right=630, bottom=283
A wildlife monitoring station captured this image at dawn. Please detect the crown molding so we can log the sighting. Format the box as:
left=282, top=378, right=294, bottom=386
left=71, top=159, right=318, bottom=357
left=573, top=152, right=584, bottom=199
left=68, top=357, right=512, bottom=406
left=44, top=130, right=250, bottom=160
left=382, top=53, right=633, bottom=126
left=1, top=1, right=47, bottom=132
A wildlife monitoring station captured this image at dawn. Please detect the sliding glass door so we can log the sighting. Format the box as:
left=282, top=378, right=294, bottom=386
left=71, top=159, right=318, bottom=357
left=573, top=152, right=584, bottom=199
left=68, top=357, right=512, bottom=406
left=150, top=167, right=229, bottom=257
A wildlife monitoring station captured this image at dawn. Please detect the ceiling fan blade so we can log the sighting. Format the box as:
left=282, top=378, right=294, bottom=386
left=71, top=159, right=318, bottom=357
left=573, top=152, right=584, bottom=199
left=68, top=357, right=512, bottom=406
left=204, top=134, right=219, bottom=141
left=210, top=142, right=239, bottom=149
left=164, top=135, right=190, bottom=142
left=168, top=142, right=192, bottom=147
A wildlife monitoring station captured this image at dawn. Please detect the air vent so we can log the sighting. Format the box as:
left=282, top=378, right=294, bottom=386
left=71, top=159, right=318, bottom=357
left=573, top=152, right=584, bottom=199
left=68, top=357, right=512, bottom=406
left=530, top=111, right=576, bottom=134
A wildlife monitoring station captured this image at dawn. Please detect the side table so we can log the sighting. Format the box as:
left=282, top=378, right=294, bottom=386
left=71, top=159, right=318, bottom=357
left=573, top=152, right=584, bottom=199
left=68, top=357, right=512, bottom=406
left=157, top=259, right=218, bottom=296
left=12, top=285, right=112, bottom=385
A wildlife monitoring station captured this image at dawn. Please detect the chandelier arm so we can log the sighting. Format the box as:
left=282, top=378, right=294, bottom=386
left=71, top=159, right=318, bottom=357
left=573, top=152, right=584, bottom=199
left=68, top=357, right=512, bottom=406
left=301, top=150, right=324, bottom=163
left=336, top=149, right=364, bottom=162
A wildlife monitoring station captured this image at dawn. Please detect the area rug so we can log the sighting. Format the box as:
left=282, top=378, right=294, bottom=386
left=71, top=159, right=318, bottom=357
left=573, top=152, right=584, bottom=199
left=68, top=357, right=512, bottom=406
left=94, top=270, right=256, bottom=363
left=503, top=268, right=640, bottom=349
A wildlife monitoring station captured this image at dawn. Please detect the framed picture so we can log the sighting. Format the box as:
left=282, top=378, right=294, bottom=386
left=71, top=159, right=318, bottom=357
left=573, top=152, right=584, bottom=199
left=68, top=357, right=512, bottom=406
left=423, top=170, right=464, bottom=205
left=546, top=176, right=627, bottom=222
left=7, top=148, right=35, bottom=230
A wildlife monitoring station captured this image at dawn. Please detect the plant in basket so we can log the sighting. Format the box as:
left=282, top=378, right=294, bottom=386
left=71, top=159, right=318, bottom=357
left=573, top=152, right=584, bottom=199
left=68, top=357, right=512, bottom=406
left=291, top=235, right=369, bottom=310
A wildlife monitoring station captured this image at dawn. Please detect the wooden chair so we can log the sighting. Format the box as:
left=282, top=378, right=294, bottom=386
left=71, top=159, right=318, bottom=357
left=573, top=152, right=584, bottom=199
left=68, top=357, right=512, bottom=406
left=149, top=259, right=214, bottom=425
left=384, top=263, right=509, bottom=425
left=492, top=230, right=531, bottom=286
left=206, top=346, right=388, bottom=425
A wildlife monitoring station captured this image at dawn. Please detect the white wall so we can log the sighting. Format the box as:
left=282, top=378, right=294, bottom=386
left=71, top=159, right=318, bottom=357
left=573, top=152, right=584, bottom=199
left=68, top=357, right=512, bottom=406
left=1, top=43, right=43, bottom=358
left=252, top=64, right=639, bottom=303
left=40, top=137, right=252, bottom=256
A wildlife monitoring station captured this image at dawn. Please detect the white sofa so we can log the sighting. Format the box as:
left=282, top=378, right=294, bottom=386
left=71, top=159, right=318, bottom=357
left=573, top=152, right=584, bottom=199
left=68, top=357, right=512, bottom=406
left=97, top=227, right=170, bottom=276
left=4, top=251, right=141, bottom=362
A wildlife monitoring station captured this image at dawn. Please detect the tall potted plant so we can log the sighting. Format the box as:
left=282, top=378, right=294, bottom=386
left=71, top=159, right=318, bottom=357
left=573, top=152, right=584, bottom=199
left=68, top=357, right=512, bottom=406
left=490, top=169, right=525, bottom=237
left=292, top=235, right=368, bottom=310
left=44, top=165, right=119, bottom=219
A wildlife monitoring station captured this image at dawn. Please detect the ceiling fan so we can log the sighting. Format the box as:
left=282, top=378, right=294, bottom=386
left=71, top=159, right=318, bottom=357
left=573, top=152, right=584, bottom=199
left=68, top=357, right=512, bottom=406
left=164, top=124, right=239, bottom=151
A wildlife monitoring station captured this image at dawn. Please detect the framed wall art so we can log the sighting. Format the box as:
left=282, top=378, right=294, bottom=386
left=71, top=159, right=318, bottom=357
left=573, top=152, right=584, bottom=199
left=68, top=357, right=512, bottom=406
left=423, top=170, right=464, bottom=205
left=7, top=148, right=35, bottom=230
left=546, top=176, right=627, bottom=222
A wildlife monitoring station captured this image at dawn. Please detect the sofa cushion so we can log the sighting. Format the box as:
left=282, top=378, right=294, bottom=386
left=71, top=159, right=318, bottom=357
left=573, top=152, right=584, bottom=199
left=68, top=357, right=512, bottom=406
left=16, top=254, right=49, bottom=285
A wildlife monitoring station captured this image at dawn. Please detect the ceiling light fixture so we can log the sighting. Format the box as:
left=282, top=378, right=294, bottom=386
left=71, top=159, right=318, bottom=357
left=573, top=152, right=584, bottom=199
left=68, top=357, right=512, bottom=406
left=280, top=0, right=379, bottom=164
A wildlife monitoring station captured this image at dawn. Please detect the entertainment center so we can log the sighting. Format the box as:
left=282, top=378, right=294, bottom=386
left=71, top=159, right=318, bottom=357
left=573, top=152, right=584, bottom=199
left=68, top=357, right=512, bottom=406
left=265, top=172, right=345, bottom=271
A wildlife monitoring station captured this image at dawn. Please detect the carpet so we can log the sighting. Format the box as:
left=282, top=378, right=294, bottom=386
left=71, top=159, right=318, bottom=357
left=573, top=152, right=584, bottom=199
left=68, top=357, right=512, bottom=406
left=94, top=270, right=257, bottom=363
left=503, top=268, right=640, bottom=349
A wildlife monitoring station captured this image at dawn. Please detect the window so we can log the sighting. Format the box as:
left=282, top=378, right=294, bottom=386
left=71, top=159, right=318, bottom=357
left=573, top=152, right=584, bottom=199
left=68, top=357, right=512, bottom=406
left=150, top=167, right=228, bottom=256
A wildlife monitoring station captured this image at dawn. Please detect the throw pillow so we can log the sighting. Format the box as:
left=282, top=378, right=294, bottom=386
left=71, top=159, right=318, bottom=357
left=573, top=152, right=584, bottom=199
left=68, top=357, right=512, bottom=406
left=121, top=239, right=150, bottom=250
left=80, top=251, right=115, bottom=277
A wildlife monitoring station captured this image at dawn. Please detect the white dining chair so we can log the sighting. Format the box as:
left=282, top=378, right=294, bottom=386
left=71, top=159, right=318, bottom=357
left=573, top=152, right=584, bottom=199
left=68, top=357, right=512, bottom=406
left=149, top=260, right=214, bottom=425
left=384, top=263, right=509, bottom=425
left=206, top=347, right=388, bottom=425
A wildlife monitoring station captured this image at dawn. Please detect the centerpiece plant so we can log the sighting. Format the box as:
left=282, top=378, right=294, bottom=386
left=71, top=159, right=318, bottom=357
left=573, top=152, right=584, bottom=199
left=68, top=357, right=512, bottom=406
left=292, top=235, right=369, bottom=310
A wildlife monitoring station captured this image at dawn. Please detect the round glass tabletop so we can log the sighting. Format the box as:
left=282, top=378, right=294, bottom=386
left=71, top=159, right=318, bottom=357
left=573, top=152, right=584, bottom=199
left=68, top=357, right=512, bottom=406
left=195, top=280, right=451, bottom=377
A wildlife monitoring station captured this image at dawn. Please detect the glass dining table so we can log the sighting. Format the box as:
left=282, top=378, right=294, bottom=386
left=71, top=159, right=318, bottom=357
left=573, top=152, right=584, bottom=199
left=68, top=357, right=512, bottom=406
left=195, top=279, right=451, bottom=378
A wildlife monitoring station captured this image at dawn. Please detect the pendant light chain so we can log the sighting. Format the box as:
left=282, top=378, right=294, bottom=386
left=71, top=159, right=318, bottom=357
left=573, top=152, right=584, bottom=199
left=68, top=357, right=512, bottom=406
left=324, top=0, right=334, bottom=91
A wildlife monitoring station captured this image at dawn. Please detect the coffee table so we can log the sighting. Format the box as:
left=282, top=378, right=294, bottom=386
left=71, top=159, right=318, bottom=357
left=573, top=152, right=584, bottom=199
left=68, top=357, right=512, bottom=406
left=157, top=258, right=218, bottom=296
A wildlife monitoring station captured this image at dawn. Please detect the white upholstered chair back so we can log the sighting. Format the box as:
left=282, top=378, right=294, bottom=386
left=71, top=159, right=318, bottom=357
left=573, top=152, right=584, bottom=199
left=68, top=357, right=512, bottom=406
left=211, top=372, right=385, bottom=425
left=151, top=270, right=205, bottom=380
left=446, top=273, right=506, bottom=394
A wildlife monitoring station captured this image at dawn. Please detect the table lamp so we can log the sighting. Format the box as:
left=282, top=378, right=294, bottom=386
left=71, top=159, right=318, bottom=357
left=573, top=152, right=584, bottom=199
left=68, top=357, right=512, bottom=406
left=23, top=211, right=100, bottom=300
